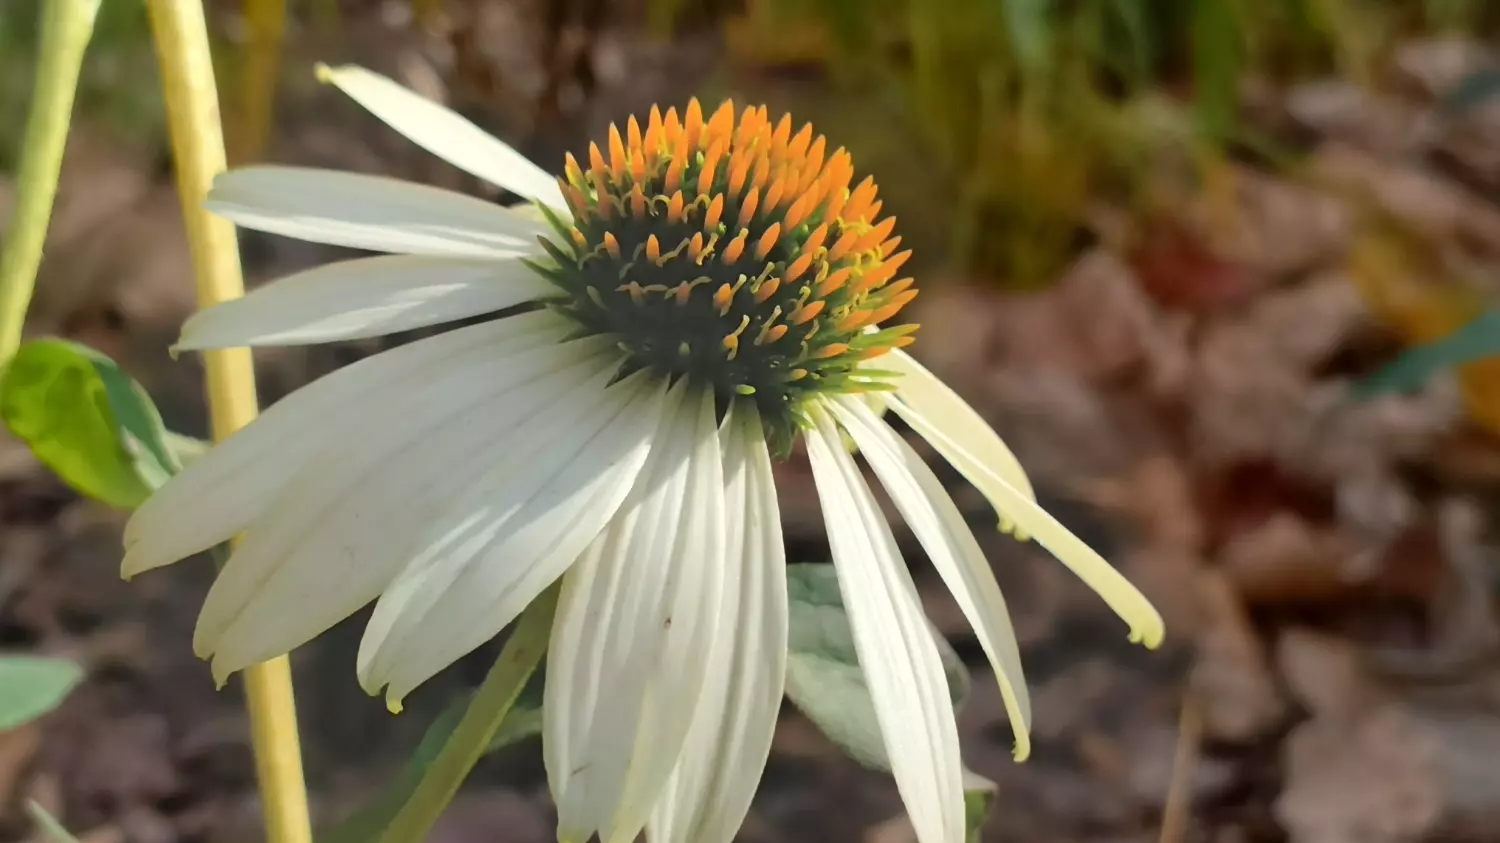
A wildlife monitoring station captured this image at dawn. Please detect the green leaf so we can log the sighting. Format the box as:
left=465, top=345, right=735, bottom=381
left=0, top=339, right=191, bottom=509
left=786, top=564, right=996, bottom=841
left=0, top=656, right=83, bottom=731
left=962, top=771, right=998, bottom=843
left=320, top=674, right=545, bottom=843
left=1354, top=311, right=1500, bottom=399
left=784, top=562, right=970, bottom=770
left=1443, top=68, right=1500, bottom=115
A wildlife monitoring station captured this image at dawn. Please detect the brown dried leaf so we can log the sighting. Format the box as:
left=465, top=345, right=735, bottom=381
left=993, top=250, right=1186, bottom=384
left=0, top=723, right=41, bottom=811
left=1219, top=512, right=1361, bottom=606
left=1288, top=81, right=1440, bottom=158
left=1395, top=39, right=1497, bottom=99
left=1277, top=704, right=1445, bottom=843
left=1276, top=627, right=1379, bottom=718
left=1313, top=144, right=1500, bottom=259
left=1191, top=571, right=1286, bottom=742
left=1279, top=698, right=1500, bottom=843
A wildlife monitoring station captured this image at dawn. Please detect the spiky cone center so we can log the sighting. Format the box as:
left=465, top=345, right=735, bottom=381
left=528, top=99, right=918, bottom=454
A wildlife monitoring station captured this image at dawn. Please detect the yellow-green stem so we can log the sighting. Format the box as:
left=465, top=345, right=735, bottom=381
left=413, top=0, right=445, bottom=29
left=378, top=586, right=559, bottom=843
left=234, top=0, right=286, bottom=164
left=0, top=0, right=101, bottom=361
left=143, top=5, right=312, bottom=843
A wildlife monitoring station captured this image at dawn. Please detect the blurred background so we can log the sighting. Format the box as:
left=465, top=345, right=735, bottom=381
left=4, top=0, right=1500, bottom=841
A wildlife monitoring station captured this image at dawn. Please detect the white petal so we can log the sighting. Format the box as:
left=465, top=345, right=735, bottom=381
left=882, top=349, right=1036, bottom=534
left=357, top=369, right=667, bottom=705
left=546, top=386, right=727, bottom=843
left=805, top=402, right=965, bottom=843
left=177, top=255, right=557, bottom=349
left=208, top=166, right=547, bottom=257
left=122, top=310, right=570, bottom=577
left=649, top=402, right=787, bottom=843
left=902, top=417, right=1166, bottom=648
left=195, top=338, right=617, bottom=678
left=318, top=64, right=568, bottom=211
left=829, top=395, right=1032, bottom=761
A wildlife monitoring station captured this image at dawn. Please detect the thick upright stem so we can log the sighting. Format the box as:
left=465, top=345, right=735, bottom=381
left=143, top=5, right=312, bottom=843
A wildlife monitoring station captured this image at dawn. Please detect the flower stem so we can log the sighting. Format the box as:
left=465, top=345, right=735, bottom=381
left=143, top=5, right=312, bottom=843
left=378, top=586, right=560, bottom=843
left=233, top=0, right=286, bottom=165
left=413, top=0, right=446, bottom=29
left=0, top=0, right=101, bottom=361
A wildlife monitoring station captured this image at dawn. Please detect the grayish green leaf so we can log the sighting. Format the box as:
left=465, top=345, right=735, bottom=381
left=784, top=562, right=970, bottom=771
left=1354, top=311, right=1500, bottom=399
left=786, top=564, right=996, bottom=840
left=1443, top=68, right=1500, bottom=115
left=0, top=656, right=83, bottom=731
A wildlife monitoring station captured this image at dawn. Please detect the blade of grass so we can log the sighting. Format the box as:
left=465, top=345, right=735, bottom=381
left=1191, top=0, right=1243, bottom=143
left=0, top=0, right=101, bottom=361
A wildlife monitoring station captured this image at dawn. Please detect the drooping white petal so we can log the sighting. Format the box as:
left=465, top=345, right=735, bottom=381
left=900, top=418, right=1165, bottom=648
left=195, top=338, right=618, bottom=679
left=545, top=385, right=727, bottom=843
left=881, top=349, right=1036, bottom=534
left=317, top=64, right=568, bottom=211
left=828, top=395, right=1032, bottom=761
left=357, top=370, right=668, bottom=705
left=805, top=402, right=965, bottom=843
left=177, top=255, right=557, bottom=349
left=649, top=402, right=787, bottom=843
left=122, top=310, right=570, bottom=577
left=207, top=167, right=547, bottom=258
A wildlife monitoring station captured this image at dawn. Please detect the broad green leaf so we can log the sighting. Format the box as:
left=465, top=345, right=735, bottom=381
left=0, top=339, right=195, bottom=509
left=26, top=801, right=82, bottom=843
left=0, top=656, right=83, bottom=731
left=786, top=564, right=995, bottom=840
left=320, top=673, right=544, bottom=843
left=784, top=562, right=971, bottom=770
left=1354, top=311, right=1500, bottom=399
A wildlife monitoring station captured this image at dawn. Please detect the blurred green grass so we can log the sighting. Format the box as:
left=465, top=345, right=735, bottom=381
left=0, top=0, right=163, bottom=170
left=5, top=0, right=1498, bottom=288
left=674, top=0, right=1500, bottom=286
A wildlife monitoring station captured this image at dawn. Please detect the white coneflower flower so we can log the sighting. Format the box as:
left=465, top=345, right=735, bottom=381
left=123, top=66, right=1164, bottom=843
